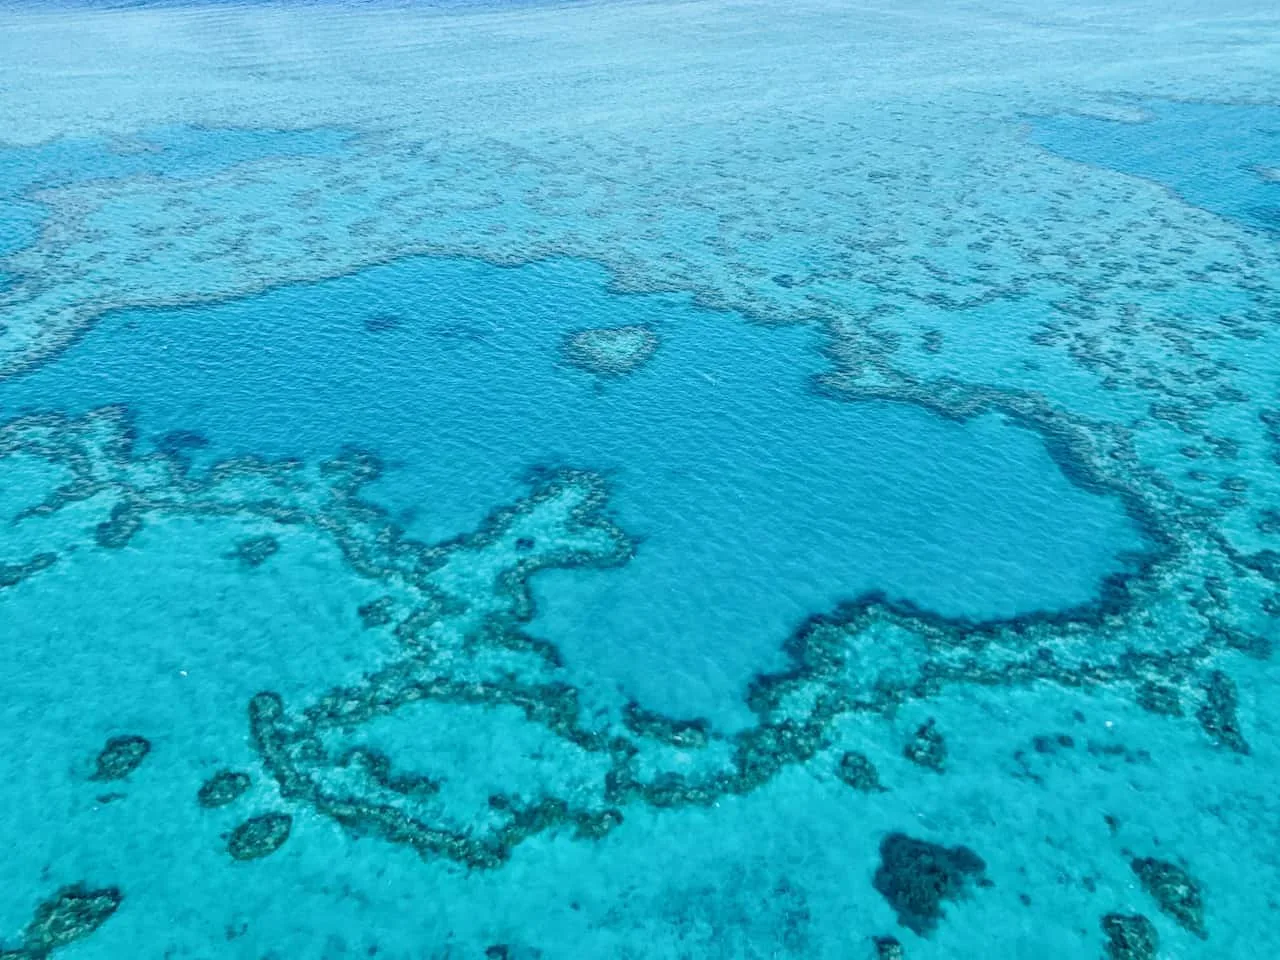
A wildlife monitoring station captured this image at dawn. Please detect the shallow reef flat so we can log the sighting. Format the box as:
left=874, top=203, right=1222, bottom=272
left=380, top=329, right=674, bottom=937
left=0, top=403, right=1276, bottom=958
left=1, top=0, right=1279, bottom=958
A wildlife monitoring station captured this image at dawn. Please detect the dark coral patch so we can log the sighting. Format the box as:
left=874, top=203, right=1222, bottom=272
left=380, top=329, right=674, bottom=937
left=228, top=534, right=279, bottom=568
left=94, top=502, right=143, bottom=549
left=1131, top=856, right=1206, bottom=938
left=836, top=751, right=885, bottom=792
left=902, top=719, right=946, bottom=772
left=228, top=812, right=293, bottom=861
left=0, top=552, right=57, bottom=589
left=872, top=934, right=905, bottom=959
left=356, top=595, right=396, bottom=628
left=1101, top=913, right=1159, bottom=960
left=157, top=429, right=209, bottom=458
left=197, top=770, right=251, bottom=809
left=21, top=884, right=123, bottom=957
left=1134, top=681, right=1182, bottom=717
left=1196, top=671, right=1248, bottom=754
left=89, top=735, right=150, bottom=782
left=872, top=832, right=986, bottom=936
left=622, top=701, right=710, bottom=749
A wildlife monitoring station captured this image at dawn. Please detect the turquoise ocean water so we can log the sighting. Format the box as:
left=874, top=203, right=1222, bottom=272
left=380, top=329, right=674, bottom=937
left=0, top=3, right=1278, bottom=958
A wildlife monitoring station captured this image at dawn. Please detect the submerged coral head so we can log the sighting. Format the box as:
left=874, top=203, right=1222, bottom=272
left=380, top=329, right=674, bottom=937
left=562, top=324, right=659, bottom=376
left=872, top=832, right=987, bottom=936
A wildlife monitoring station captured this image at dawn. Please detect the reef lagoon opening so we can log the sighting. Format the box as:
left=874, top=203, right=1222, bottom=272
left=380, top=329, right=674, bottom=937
left=0, top=254, right=1150, bottom=724
left=1030, top=99, right=1280, bottom=233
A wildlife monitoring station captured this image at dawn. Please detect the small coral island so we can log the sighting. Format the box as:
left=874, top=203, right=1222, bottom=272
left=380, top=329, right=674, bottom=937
left=562, top=324, right=659, bottom=376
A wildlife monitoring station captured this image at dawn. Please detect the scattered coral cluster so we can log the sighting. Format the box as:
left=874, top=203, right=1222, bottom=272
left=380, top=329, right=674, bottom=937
left=0, top=886, right=121, bottom=959
left=0, top=387, right=1240, bottom=950
left=1, top=83, right=1276, bottom=954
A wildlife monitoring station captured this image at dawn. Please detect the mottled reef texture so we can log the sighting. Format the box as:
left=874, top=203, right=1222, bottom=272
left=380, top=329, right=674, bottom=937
left=561, top=324, right=659, bottom=376
left=0, top=399, right=1266, bottom=871
left=872, top=833, right=987, bottom=936
left=1100, top=913, right=1159, bottom=960
left=0, top=262, right=1272, bottom=943
left=1130, top=856, right=1207, bottom=938
left=196, top=770, right=252, bottom=809
left=0, top=886, right=122, bottom=959
left=88, top=735, right=150, bottom=782
left=836, top=751, right=885, bottom=793
left=227, top=813, right=293, bottom=861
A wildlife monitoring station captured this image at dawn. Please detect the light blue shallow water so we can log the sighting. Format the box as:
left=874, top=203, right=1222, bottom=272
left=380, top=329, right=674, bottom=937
left=1, top=5, right=1279, bottom=959
left=0, top=126, right=351, bottom=259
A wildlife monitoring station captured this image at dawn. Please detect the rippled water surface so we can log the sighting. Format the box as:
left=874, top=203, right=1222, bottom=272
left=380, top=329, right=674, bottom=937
left=0, top=2, right=1278, bottom=958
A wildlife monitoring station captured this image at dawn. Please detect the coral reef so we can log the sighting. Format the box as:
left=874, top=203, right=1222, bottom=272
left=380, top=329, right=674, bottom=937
left=836, top=751, right=885, bottom=792
left=1130, top=856, right=1206, bottom=938
left=0, top=885, right=122, bottom=959
left=1196, top=672, right=1249, bottom=754
left=227, top=812, right=293, bottom=861
left=623, top=702, right=711, bottom=749
left=0, top=553, right=56, bottom=590
left=0, top=16, right=1277, bottom=955
left=197, top=770, right=252, bottom=809
left=93, top=502, right=143, bottom=549
left=872, top=935, right=905, bottom=959
left=562, top=325, right=659, bottom=376
left=0, top=402, right=1269, bottom=881
left=1100, top=913, right=1158, bottom=960
left=902, top=720, right=946, bottom=772
left=357, top=596, right=396, bottom=628
left=1134, top=681, right=1181, bottom=717
left=88, top=735, right=150, bottom=782
left=871, top=833, right=987, bottom=936
left=483, top=945, right=543, bottom=960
